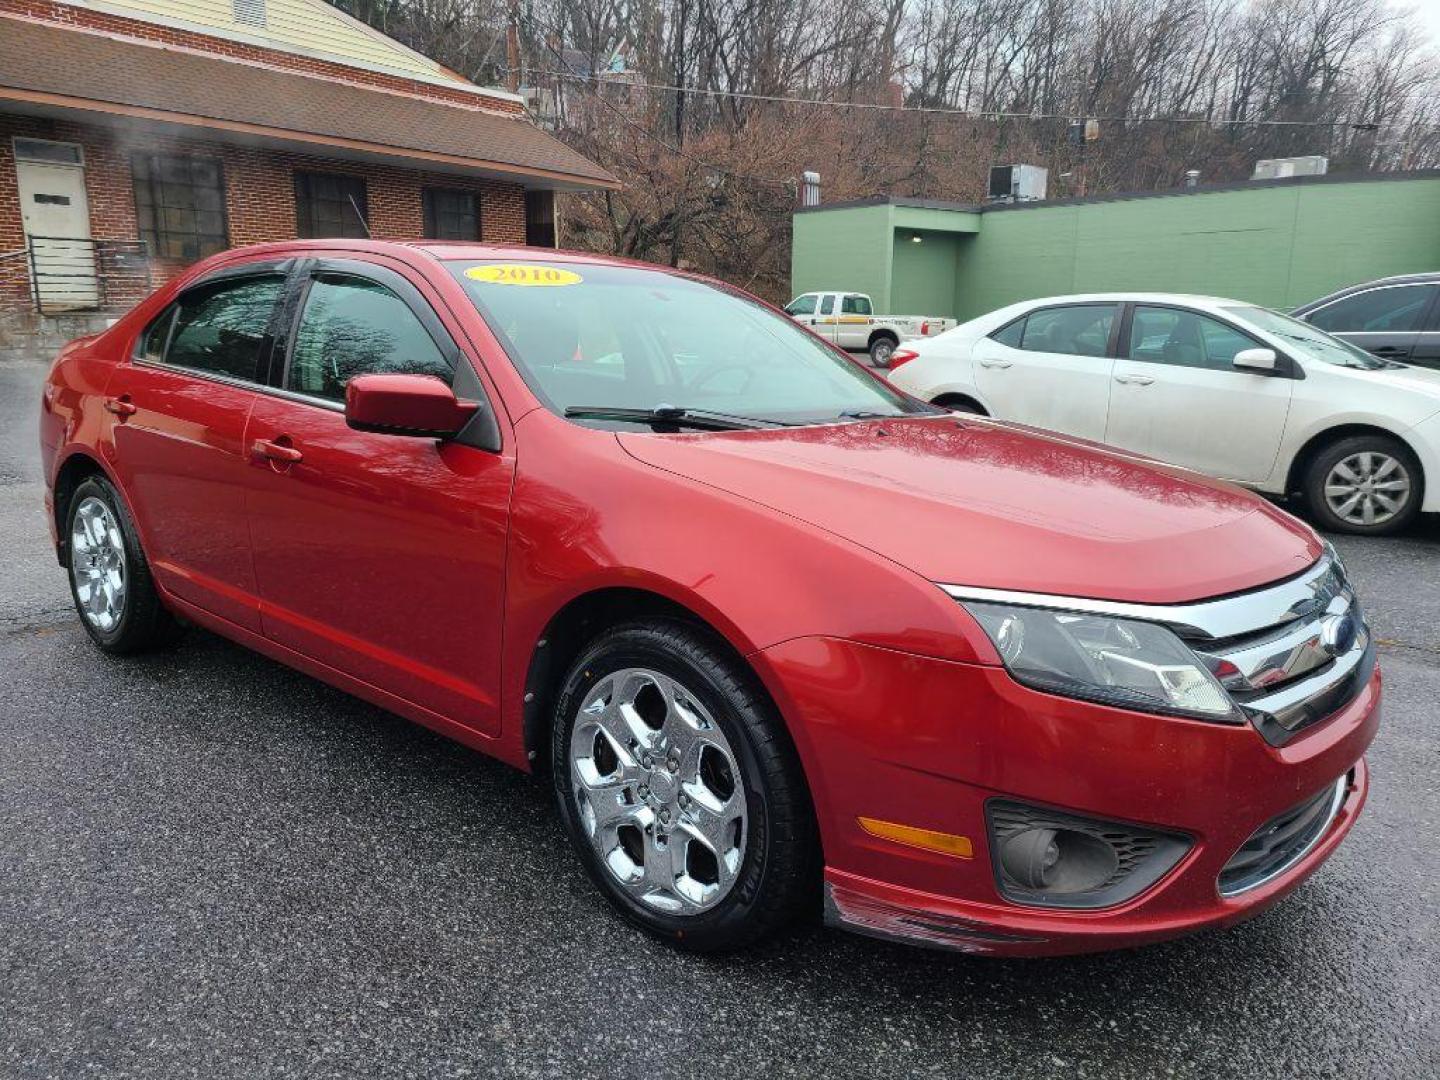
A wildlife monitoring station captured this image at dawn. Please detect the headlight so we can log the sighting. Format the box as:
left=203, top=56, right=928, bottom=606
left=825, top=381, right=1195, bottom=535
left=962, top=601, right=1240, bottom=721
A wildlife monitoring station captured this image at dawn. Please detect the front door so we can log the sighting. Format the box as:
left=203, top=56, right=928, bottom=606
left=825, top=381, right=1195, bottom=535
left=1105, top=304, right=1294, bottom=483
left=972, top=303, right=1118, bottom=441
left=244, top=258, right=512, bottom=735
left=13, top=139, right=98, bottom=311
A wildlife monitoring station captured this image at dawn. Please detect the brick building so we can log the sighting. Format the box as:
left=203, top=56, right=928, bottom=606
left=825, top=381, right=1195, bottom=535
left=0, top=0, right=615, bottom=318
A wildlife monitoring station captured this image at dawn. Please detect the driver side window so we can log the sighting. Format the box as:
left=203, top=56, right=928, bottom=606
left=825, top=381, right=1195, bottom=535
left=1128, top=307, right=1259, bottom=371
left=288, top=275, right=452, bottom=403
left=786, top=295, right=817, bottom=316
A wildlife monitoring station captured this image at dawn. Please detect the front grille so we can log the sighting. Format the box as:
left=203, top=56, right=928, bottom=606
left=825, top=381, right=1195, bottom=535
left=1219, top=775, right=1348, bottom=896
left=1180, top=555, right=1372, bottom=746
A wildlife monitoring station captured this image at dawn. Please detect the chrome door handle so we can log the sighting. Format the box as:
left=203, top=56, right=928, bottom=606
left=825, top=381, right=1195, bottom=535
left=253, top=438, right=303, bottom=464
left=1115, top=374, right=1154, bottom=386
left=978, top=358, right=1013, bottom=369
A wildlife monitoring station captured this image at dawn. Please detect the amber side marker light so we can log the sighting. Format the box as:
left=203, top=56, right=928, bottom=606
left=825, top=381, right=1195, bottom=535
left=858, top=817, right=974, bottom=859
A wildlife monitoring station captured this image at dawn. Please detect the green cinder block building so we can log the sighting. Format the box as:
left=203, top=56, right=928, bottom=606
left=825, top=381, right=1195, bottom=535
left=790, top=171, right=1440, bottom=322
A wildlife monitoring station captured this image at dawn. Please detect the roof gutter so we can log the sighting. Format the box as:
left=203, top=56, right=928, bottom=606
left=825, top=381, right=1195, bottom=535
left=0, top=85, right=620, bottom=191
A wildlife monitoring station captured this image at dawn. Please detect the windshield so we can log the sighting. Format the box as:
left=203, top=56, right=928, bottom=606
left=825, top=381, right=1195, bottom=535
left=1225, top=306, right=1391, bottom=369
left=448, top=262, right=927, bottom=426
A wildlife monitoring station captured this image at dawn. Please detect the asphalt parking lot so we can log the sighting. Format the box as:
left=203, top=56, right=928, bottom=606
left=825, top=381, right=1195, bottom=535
left=2, top=356, right=1437, bottom=1079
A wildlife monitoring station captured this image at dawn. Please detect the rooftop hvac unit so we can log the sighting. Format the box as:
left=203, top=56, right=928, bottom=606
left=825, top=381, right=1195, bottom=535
left=988, top=164, right=1048, bottom=203
left=1252, top=156, right=1329, bottom=181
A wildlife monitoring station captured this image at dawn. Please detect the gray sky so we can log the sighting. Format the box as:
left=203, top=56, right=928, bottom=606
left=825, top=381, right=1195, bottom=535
left=1390, top=0, right=1440, bottom=47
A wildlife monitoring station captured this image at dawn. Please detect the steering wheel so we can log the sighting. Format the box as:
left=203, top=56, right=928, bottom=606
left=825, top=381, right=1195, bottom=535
left=687, top=364, right=756, bottom=396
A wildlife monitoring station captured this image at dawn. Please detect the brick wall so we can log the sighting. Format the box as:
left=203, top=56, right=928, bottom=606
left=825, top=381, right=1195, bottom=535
left=2, top=111, right=529, bottom=304
left=0, top=0, right=525, bottom=117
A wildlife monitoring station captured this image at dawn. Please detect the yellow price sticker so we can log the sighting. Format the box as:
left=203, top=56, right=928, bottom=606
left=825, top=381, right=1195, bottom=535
left=465, top=264, right=583, bottom=287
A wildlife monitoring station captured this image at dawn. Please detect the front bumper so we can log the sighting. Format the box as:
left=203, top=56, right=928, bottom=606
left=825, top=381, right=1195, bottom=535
left=754, top=637, right=1380, bottom=958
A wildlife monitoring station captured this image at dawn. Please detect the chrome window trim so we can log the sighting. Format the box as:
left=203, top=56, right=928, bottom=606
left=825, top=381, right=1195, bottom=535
left=1217, top=775, right=1347, bottom=898
left=939, top=554, right=1337, bottom=644
left=132, top=358, right=345, bottom=413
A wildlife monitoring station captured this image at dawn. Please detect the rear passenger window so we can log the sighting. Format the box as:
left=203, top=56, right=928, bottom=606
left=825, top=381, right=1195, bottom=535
left=842, top=295, right=872, bottom=316
left=162, top=275, right=284, bottom=381
left=1019, top=305, right=1117, bottom=357
left=288, top=275, right=452, bottom=403
left=991, top=317, right=1025, bottom=348
left=138, top=306, right=176, bottom=362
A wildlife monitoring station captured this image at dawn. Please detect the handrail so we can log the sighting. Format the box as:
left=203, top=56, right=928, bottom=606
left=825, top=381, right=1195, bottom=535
left=19, top=236, right=151, bottom=313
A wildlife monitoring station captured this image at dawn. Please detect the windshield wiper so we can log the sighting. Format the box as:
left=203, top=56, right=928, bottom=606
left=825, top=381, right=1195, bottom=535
left=563, top=405, right=789, bottom=430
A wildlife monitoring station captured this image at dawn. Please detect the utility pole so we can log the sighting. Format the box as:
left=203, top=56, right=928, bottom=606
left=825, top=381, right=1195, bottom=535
left=505, top=0, right=520, bottom=94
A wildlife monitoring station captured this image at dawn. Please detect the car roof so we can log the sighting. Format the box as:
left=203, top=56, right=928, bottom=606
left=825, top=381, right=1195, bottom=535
left=211, top=238, right=687, bottom=274
left=1294, top=272, right=1440, bottom=313
left=998, top=292, right=1253, bottom=312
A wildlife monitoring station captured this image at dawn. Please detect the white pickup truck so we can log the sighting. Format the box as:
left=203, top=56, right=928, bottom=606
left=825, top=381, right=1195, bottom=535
left=783, top=291, right=957, bottom=366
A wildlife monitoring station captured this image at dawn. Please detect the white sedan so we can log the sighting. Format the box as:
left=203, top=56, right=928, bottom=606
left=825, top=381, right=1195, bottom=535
left=886, top=293, right=1440, bottom=535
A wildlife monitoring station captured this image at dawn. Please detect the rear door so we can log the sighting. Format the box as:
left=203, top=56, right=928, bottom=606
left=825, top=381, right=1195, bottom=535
left=1304, top=283, right=1438, bottom=362
left=970, top=303, right=1119, bottom=441
left=105, top=262, right=290, bottom=631
left=836, top=294, right=872, bottom=349
left=813, top=293, right=839, bottom=345
left=1105, top=304, right=1294, bottom=482
left=243, top=255, right=512, bottom=734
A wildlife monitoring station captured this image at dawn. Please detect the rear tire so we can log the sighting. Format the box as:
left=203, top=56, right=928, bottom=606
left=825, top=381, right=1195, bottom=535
left=64, top=475, right=182, bottom=653
left=932, top=395, right=985, bottom=416
left=551, top=619, right=816, bottom=952
left=868, top=335, right=898, bottom=367
left=1302, top=434, right=1422, bottom=536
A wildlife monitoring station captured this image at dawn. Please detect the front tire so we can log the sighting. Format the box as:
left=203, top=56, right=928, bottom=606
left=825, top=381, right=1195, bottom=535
left=551, top=619, right=816, bottom=952
left=64, top=475, right=181, bottom=653
left=1302, top=435, right=1422, bottom=536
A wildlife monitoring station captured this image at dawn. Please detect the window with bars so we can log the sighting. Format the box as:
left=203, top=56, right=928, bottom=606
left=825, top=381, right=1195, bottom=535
left=294, top=172, right=369, bottom=239
left=422, top=188, right=480, bottom=241
left=131, top=154, right=229, bottom=261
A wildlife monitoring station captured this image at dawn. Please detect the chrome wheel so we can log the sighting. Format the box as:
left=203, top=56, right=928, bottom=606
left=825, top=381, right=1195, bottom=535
left=70, top=496, right=127, bottom=633
left=569, top=667, right=747, bottom=915
left=1323, top=451, right=1412, bottom=527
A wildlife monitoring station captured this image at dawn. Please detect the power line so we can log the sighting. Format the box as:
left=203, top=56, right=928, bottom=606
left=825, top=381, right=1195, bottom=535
left=527, top=68, right=1407, bottom=132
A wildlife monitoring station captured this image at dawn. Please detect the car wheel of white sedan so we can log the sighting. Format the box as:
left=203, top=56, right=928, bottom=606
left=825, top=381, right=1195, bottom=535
left=1304, top=435, right=1422, bottom=536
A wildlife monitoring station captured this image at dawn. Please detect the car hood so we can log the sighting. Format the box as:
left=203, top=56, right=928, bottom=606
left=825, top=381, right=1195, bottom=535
left=1348, top=361, right=1440, bottom=401
left=617, top=416, right=1321, bottom=604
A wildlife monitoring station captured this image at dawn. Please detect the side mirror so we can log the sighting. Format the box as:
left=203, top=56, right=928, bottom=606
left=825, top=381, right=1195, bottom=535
left=345, top=373, right=478, bottom=438
left=1233, top=347, right=1278, bottom=373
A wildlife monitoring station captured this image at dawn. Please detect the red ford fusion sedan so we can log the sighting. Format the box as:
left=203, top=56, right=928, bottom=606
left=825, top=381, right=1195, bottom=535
left=39, top=241, right=1378, bottom=956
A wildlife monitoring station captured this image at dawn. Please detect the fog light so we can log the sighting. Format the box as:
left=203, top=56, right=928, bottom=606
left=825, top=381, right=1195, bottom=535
left=999, top=827, right=1118, bottom=893
left=988, top=800, right=1191, bottom=910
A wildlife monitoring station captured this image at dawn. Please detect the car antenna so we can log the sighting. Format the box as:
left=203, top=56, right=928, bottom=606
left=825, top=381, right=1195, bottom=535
left=348, top=195, right=372, bottom=238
